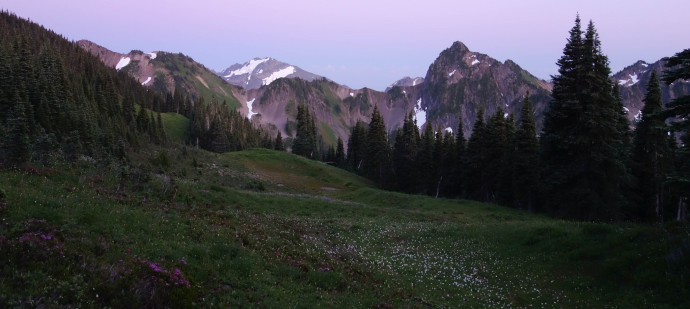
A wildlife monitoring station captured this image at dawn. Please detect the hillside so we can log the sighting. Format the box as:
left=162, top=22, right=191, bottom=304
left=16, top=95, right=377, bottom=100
left=78, top=40, right=242, bottom=109
left=1, top=147, right=688, bottom=307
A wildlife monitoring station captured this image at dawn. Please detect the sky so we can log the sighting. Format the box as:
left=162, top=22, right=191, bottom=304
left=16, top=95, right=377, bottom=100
left=2, top=0, right=689, bottom=91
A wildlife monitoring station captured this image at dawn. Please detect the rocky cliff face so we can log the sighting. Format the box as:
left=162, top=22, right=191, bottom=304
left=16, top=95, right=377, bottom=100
left=218, top=58, right=323, bottom=90
left=77, top=40, right=243, bottom=109
left=612, top=59, right=690, bottom=123
left=419, top=41, right=553, bottom=136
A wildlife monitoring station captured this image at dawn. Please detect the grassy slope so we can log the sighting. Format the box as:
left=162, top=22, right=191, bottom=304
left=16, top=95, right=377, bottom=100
left=0, top=148, right=688, bottom=307
left=160, top=112, right=190, bottom=143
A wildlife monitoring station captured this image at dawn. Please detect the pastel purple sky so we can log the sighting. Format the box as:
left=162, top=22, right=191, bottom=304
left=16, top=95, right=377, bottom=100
left=3, top=0, right=689, bottom=90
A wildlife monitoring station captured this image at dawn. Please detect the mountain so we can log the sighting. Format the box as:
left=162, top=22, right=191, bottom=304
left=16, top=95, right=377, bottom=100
left=386, top=76, right=424, bottom=91
left=230, top=78, right=419, bottom=148
left=419, top=41, right=553, bottom=136
left=612, top=59, right=690, bottom=123
left=80, top=38, right=689, bottom=148
left=218, top=58, right=323, bottom=90
left=77, top=40, right=242, bottom=109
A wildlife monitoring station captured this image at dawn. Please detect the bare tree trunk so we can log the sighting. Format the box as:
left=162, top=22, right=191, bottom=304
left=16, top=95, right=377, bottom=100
left=435, top=176, right=443, bottom=199
left=678, top=197, right=688, bottom=221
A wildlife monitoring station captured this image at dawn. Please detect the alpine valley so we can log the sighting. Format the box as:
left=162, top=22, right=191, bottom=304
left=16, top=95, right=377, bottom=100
left=2, top=9, right=690, bottom=308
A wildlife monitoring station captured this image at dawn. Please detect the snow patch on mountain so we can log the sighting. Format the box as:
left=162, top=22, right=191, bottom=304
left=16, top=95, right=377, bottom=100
left=618, top=73, right=640, bottom=87
left=635, top=110, right=643, bottom=122
left=414, top=98, right=426, bottom=129
left=225, top=58, right=270, bottom=78
left=141, top=76, right=152, bottom=85
left=472, top=59, right=480, bottom=66
left=623, top=107, right=630, bottom=113
left=262, top=66, right=296, bottom=85
left=413, top=78, right=421, bottom=86
left=247, top=98, right=257, bottom=119
left=449, top=70, right=456, bottom=77
left=116, top=57, right=131, bottom=71
left=445, top=127, right=453, bottom=133
left=350, top=92, right=354, bottom=97
left=147, top=52, right=157, bottom=60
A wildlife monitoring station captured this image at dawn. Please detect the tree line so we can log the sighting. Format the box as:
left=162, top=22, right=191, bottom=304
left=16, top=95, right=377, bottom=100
left=0, top=11, right=276, bottom=166
left=332, top=17, right=689, bottom=222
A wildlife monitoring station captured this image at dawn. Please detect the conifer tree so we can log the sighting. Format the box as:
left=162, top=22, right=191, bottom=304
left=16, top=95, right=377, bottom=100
left=440, top=129, right=457, bottom=197
left=335, top=136, right=345, bottom=168
left=662, top=49, right=690, bottom=221
left=418, top=122, right=436, bottom=195
left=6, top=93, right=31, bottom=166
left=392, top=111, right=420, bottom=192
left=631, top=71, right=672, bottom=221
left=513, top=94, right=540, bottom=212
left=541, top=17, right=630, bottom=220
left=274, top=131, right=284, bottom=151
left=483, top=107, right=510, bottom=203
left=365, top=105, right=391, bottom=184
left=453, top=115, right=467, bottom=197
left=347, top=121, right=368, bottom=172
left=292, top=104, right=314, bottom=158
left=465, top=108, right=487, bottom=200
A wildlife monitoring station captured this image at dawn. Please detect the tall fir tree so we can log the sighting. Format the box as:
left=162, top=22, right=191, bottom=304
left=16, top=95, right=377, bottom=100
left=541, top=17, right=630, bottom=220
left=418, top=122, right=436, bottom=195
left=513, top=93, right=540, bottom=212
left=453, top=115, right=467, bottom=198
left=465, top=108, right=487, bottom=200
left=6, top=93, right=31, bottom=166
left=631, top=71, right=672, bottom=222
left=365, top=105, right=391, bottom=184
left=274, top=131, right=284, bottom=151
left=392, top=112, right=420, bottom=193
left=292, top=104, right=315, bottom=158
left=662, top=49, right=690, bottom=221
left=335, top=136, right=345, bottom=168
left=347, top=121, right=368, bottom=172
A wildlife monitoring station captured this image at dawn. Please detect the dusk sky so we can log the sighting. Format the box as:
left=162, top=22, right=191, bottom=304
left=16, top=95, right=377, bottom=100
left=2, top=0, right=689, bottom=91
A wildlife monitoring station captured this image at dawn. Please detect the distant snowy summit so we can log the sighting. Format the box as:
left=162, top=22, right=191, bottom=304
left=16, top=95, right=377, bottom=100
left=386, top=76, right=424, bottom=91
left=218, top=58, right=323, bottom=90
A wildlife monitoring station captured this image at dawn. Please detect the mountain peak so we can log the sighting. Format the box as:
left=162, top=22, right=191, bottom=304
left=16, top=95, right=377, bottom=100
left=450, top=41, right=470, bottom=53
left=218, top=58, right=323, bottom=90
left=386, top=76, right=424, bottom=91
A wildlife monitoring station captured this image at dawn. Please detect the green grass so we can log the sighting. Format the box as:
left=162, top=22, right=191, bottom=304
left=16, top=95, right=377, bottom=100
left=161, top=112, right=190, bottom=143
left=0, top=147, right=688, bottom=307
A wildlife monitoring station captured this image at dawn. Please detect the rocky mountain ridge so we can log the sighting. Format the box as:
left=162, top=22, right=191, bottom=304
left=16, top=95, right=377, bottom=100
left=218, top=58, right=323, bottom=90
left=81, top=39, right=689, bottom=147
left=77, top=40, right=242, bottom=109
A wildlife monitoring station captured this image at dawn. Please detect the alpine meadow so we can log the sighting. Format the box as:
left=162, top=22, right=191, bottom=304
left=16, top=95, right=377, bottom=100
left=1, top=7, right=690, bottom=308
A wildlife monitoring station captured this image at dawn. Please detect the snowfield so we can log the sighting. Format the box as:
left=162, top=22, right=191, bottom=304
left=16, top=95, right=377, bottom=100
left=115, top=57, right=131, bottom=71
left=414, top=98, right=426, bottom=129
left=141, top=76, right=152, bottom=85
left=262, top=66, right=296, bottom=85
left=225, top=58, right=270, bottom=78
left=247, top=98, right=257, bottom=119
